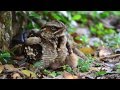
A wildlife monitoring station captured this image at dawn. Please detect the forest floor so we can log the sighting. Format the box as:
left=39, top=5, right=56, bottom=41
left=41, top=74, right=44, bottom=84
left=1, top=11, right=120, bottom=79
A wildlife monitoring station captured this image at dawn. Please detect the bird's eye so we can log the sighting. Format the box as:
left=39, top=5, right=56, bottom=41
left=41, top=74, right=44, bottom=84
left=50, top=26, right=57, bottom=31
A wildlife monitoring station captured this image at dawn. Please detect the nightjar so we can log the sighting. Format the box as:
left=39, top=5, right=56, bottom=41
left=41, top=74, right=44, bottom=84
left=13, top=20, right=86, bottom=70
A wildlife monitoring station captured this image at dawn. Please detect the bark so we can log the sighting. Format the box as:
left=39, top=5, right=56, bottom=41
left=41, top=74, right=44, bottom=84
left=0, top=11, right=12, bottom=51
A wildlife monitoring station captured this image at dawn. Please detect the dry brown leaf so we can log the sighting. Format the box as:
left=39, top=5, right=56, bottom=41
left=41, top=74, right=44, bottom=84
left=89, top=67, right=99, bottom=72
left=0, top=65, right=4, bottom=73
left=4, top=64, right=16, bottom=71
left=63, top=71, right=78, bottom=79
left=80, top=46, right=95, bottom=55
left=12, top=73, right=22, bottom=79
left=71, top=33, right=82, bottom=44
left=98, top=46, right=113, bottom=57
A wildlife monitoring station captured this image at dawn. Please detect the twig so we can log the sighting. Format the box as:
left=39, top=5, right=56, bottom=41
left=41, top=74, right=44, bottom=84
left=100, top=54, right=120, bottom=60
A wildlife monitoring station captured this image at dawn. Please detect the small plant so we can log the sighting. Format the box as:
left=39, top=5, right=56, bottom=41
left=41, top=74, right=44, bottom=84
left=75, top=35, right=89, bottom=45
left=33, top=60, right=44, bottom=68
left=43, top=69, right=56, bottom=77
left=103, top=33, right=120, bottom=48
left=95, top=70, right=107, bottom=77
left=62, top=65, right=73, bottom=73
left=115, top=64, right=120, bottom=73
left=43, top=69, right=61, bottom=78
left=95, top=63, right=101, bottom=67
left=90, top=23, right=115, bottom=37
left=0, top=51, right=11, bottom=64
left=78, top=55, right=94, bottom=72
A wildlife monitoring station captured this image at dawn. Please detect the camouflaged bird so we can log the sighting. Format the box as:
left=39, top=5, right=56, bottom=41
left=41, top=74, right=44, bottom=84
left=13, top=20, right=86, bottom=70
left=24, top=20, right=69, bottom=69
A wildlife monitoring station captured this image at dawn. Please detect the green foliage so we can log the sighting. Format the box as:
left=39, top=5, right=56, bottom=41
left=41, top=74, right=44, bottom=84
left=0, top=51, right=11, bottom=64
left=43, top=69, right=62, bottom=77
left=103, top=33, right=120, bottom=48
left=72, top=14, right=81, bottom=21
left=74, top=35, right=89, bottom=45
left=94, top=63, right=101, bottom=67
left=62, top=65, right=73, bottom=73
left=110, top=11, right=120, bottom=16
left=116, top=64, right=120, bottom=69
left=29, top=11, right=41, bottom=19
left=27, top=21, right=40, bottom=29
left=93, top=42, right=101, bottom=47
left=99, top=12, right=110, bottom=18
left=115, top=64, right=120, bottom=73
left=95, top=70, right=107, bottom=76
left=33, top=60, right=44, bottom=68
left=90, top=23, right=115, bottom=37
left=80, top=35, right=89, bottom=44
left=78, top=56, right=94, bottom=72
left=71, top=12, right=88, bottom=25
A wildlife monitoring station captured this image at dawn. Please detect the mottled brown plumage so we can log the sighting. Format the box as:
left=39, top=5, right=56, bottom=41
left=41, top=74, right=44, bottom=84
left=23, top=20, right=86, bottom=69
left=37, top=20, right=68, bottom=69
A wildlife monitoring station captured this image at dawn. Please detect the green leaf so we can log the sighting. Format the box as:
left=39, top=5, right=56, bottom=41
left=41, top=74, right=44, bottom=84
left=56, top=71, right=62, bottom=76
left=81, top=18, right=87, bottom=24
left=75, top=36, right=80, bottom=40
left=72, top=15, right=81, bottom=20
left=116, top=64, right=120, bottom=69
left=27, top=21, right=40, bottom=29
left=61, top=65, right=73, bottom=73
left=43, top=70, right=57, bottom=77
left=0, top=52, right=11, bottom=58
left=0, top=52, right=11, bottom=63
left=78, top=57, right=94, bottom=72
left=116, top=69, right=120, bottom=73
left=90, top=26, right=97, bottom=34
left=66, top=66, right=72, bottom=73
left=80, top=35, right=89, bottom=43
left=91, top=11, right=98, bottom=18
left=27, top=22, right=33, bottom=29
left=95, top=70, right=107, bottom=76
left=29, top=11, right=40, bottom=18
left=51, top=13, right=61, bottom=20
left=33, top=61, right=44, bottom=68
left=21, top=70, right=37, bottom=78
left=98, top=23, right=104, bottom=30
left=99, top=12, right=110, bottom=18
left=48, top=71, right=57, bottom=77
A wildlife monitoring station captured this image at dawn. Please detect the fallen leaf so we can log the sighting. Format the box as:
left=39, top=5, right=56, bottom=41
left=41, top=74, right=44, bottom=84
left=0, top=65, right=4, bottom=73
left=63, top=71, right=78, bottom=79
left=21, top=70, right=37, bottom=78
left=71, top=33, right=82, bottom=44
left=4, top=64, right=15, bottom=71
left=89, top=67, right=99, bottom=72
left=80, top=46, right=95, bottom=55
left=12, top=73, right=22, bottom=79
left=98, top=46, right=113, bottom=57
